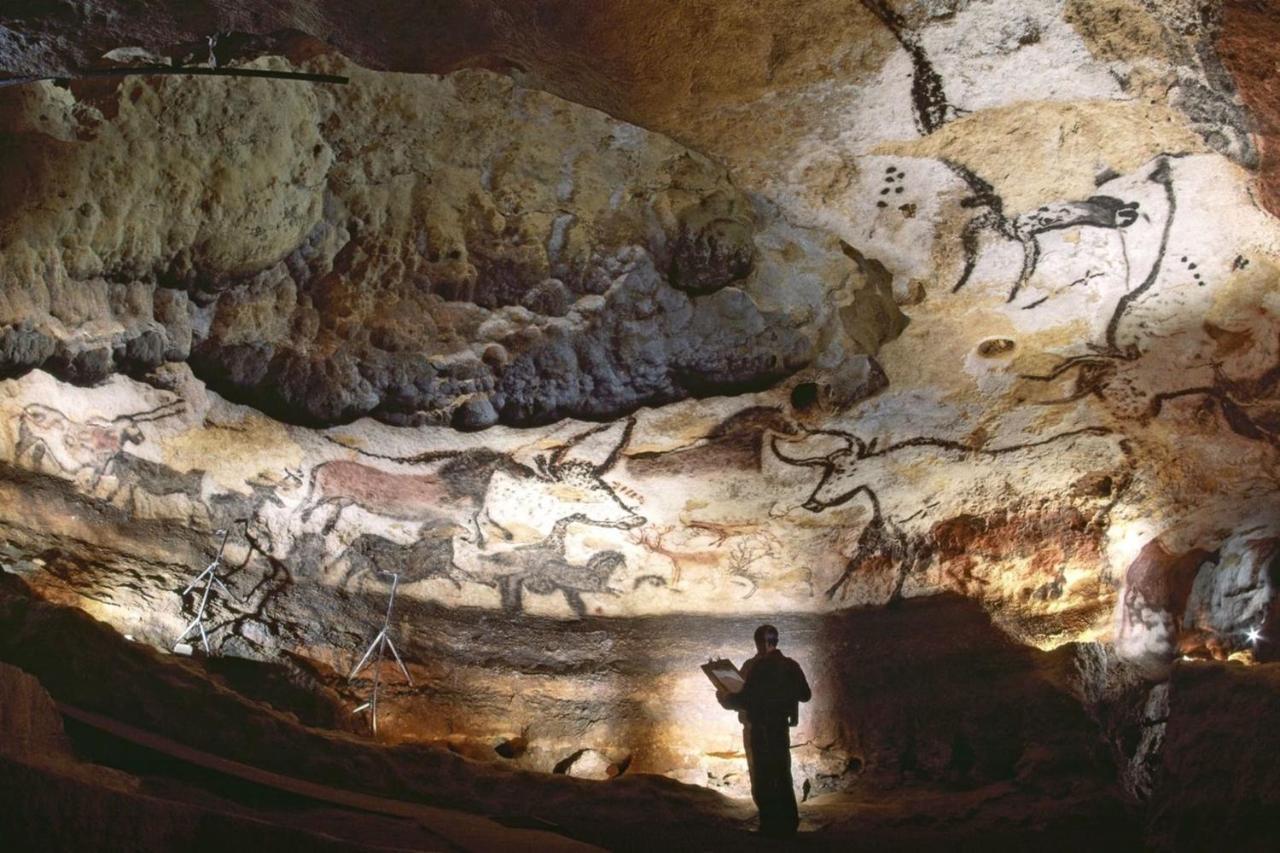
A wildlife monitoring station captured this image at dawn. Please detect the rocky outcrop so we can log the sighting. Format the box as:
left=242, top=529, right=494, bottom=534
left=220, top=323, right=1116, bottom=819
left=0, top=55, right=900, bottom=428
left=1218, top=0, right=1280, bottom=218
left=1146, top=660, right=1280, bottom=850
left=0, top=660, right=74, bottom=761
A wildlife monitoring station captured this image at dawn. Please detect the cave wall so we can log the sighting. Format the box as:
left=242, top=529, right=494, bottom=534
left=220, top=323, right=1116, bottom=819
left=1, top=0, right=1280, bottom=796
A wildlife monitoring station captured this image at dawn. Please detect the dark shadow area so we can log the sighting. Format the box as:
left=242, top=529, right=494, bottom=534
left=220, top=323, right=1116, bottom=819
left=0, top=568, right=1167, bottom=850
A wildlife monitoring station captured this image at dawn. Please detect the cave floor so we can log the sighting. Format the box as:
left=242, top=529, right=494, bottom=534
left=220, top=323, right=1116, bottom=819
left=15, top=695, right=1139, bottom=853
left=0, top=567, right=1148, bottom=852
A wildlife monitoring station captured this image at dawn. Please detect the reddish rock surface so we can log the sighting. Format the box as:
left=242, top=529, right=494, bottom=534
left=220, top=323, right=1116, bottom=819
left=1219, top=0, right=1280, bottom=218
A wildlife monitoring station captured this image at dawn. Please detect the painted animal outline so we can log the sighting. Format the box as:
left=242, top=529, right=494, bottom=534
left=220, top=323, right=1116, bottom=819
left=771, top=425, right=1119, bottom=599
left=332, top=526, right=474, bottom=592
left=628, top=523, right=715, bottom=588
left=304, top=418, right=644, bottom=543
left=14, top=400, right=185, bottom=491
left=1144, top=337, right=1280, bottom=449
left=948, top=160, right=1156, bottom=305
left=1016, top=158, right=1180, bottom=405
left=481, top=513, right=640, bottom=616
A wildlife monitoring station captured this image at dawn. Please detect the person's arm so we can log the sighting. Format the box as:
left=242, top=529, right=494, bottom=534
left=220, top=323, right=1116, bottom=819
left=792, top=660, right=811, bottom=703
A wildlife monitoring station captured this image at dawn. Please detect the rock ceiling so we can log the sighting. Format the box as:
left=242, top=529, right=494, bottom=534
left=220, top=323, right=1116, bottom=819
left=1, top=0, right=1279, bottom=796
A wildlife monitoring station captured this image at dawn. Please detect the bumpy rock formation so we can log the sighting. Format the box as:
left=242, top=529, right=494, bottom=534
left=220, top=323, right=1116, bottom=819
left=1, top=1, right=1280, bottom=846
left=0, top=55, right=899, bottom=427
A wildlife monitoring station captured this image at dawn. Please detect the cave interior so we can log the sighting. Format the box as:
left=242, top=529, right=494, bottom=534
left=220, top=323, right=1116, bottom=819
left=2, top=1, right=1280, bottom=851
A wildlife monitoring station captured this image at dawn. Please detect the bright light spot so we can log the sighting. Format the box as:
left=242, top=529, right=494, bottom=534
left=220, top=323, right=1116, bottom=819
left=1246, top=627, right=1263, bottom=644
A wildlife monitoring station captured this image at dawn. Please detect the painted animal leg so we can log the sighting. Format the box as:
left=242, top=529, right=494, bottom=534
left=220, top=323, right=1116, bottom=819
left=562, top=588, right=587, bottom=617
left=498, top=575, right=524, bottom=612
left=303, top=498, right=348, bottom=535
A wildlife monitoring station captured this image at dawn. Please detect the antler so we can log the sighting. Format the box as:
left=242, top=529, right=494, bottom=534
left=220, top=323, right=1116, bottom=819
left=119, top=398, right=186, bottom=424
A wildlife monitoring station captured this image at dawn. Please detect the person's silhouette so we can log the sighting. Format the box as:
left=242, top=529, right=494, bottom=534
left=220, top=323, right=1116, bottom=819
left=717, top=624, right=811, bottom=837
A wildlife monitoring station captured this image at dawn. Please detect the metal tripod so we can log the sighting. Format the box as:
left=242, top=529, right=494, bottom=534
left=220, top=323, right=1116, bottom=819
left=349, top=572, right=413, bottom=735
left=175, top=528, right=235, bottom=654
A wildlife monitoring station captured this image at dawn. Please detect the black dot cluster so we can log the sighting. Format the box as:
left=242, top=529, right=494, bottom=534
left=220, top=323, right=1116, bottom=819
left=877, top=165, right=906, bottom=208
left=1180, top=255, right=1203, bottom=287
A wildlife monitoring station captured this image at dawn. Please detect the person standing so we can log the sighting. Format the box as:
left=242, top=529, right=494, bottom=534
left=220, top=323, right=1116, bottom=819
left=717, top=624, right=811, bottom=837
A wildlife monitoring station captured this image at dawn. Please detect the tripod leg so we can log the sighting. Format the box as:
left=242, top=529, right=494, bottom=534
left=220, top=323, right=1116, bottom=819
left=385, top=637, right=413, bottom=686
left=212, top=576, right=233, bottom=599
left=176, top=615, right=200, bottom=644
left=198, top=619, right=210, bottom=654
left=181, top=567, right=206, bottom=597
left=369, top=639, right=384, bottom=736
left=348, top=629, right=386, bottom=680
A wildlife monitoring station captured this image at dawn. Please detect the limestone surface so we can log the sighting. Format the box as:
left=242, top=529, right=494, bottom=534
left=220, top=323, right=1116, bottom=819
left=0, top=56, right=897, bottom=428
left=0, top=0, right=1279, bottom=814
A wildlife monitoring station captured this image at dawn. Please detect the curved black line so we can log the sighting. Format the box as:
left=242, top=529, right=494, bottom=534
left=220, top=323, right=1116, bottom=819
left=860, top=0, right=950, bottom=135
left=1104, top=159, right=1176, bottom=355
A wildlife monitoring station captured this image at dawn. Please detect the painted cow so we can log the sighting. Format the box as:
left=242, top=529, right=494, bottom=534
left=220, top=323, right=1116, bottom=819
left=303, top=418, right=644, bottom=543
left=771, top=425, right=1127, bottom=599
left=13, top=400, right=183, bottom=491
left=773, top=426, right=1118, bottom=514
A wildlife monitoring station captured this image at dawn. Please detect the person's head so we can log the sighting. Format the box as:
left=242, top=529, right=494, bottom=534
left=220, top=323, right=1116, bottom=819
left=754, top=624, right=779, bottom=654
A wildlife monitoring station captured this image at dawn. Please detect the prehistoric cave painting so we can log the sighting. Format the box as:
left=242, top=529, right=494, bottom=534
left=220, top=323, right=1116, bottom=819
left=624, top=407, right=797, bottom=479
left=723, top=535, right=813, bottom=600
left=1116, top=538, right=1218, bottom=672
left=104, top=453, right=210, bottom=523
left=1146, top=344, right=1280, bottom=449
left=479, top=513, right=643, bottom=616
left=1020, top=269, right=1104, bottom=311
left=683, top=518, right=774, bottom=546
left=331, top=528, right=472, bottom=592
left=772, top=425, right=1122, bottom=600
left=827, top=490, right=918, bottom=601
left=861, top=0, right=955, bottom=136
left=629, top=524, right=713, bottom=588
left=948, top=160, right=1155, bottom=303
left=210, top=521, right=312, bottom=650
left=302, top=458, right=492, bottom=537
left=627, top=522, right=800, bottom=597
left=1007, top=195, right=1142, bottom=303
left=1019, top=159, right=1179, bottom=398
left=308, top=418, right=642, bottom=543
left=1175, top=253, right=1205, bottom=288
left=875, top=165, right=910, bottom=211
left=13, top=399, right=185, bottom=491
left=862, top=0, right=1176, bottom=320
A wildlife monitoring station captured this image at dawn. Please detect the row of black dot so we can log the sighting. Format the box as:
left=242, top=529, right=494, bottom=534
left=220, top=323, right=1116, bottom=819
left=1180, top=255, right=1204, bottom=287
left=877, top=165, right=906, bottom=208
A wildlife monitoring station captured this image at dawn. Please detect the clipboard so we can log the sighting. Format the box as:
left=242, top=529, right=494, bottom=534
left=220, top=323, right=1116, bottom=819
left=701, top=659, right=745, bottom=694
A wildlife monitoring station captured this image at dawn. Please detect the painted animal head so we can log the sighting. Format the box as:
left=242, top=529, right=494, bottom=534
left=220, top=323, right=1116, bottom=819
left=490, top=460, right=645, bottom=534
left=20, top=403, right=66, bottom=432
left=491, top=418, right=646, bottom=535
left=591, top=551, right=629, bottom=593
left=770, top=430, right=871, bottom=512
